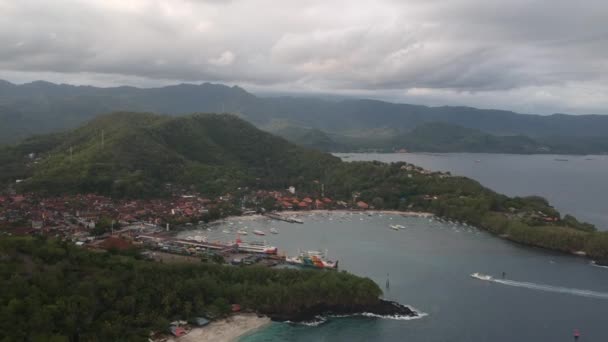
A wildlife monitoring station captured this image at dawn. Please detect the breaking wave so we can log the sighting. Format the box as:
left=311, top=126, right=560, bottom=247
left=287, top=306, right=428, bottom=326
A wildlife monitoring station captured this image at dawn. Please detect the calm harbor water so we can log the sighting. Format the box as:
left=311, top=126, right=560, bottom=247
left=180, top=212, right=608, bottom=342
left=336, top=153, right=608, bottom=231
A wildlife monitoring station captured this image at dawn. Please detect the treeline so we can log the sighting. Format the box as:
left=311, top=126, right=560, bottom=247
left=0, top=237, right=381, bottom=341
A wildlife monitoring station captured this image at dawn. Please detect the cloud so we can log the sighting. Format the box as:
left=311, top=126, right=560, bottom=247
left=209, top=51, right=236, bottom=66
left=0, top=0, right=607, bottom=114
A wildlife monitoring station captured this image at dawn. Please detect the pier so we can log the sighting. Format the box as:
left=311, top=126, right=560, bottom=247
left=264, top=213, right=304, bottom=224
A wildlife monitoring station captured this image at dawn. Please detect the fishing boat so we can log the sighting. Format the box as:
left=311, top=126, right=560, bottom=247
left=286, top=250, right=338, bottom=270
left=253, top=229, right=266, bottom=236
left=270, top=228, right=278, bottom=234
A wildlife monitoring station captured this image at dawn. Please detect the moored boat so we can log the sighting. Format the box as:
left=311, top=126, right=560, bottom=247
left=270, top=228, right=278, bottom=234
left=236, top=238, right=277, bottom=254
left=286, top=250, right=338, bottom=270
left=253, top=229, right=266, bottom=236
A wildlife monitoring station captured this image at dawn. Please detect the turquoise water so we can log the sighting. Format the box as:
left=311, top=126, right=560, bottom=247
left=183, top=212, right=608, bottom=341
left=336, top=153, right=608, bottom=230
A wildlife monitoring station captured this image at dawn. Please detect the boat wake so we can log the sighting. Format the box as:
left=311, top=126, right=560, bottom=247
left=591, top=261, right=608, bottom=269
left=471, top=273, right=608, bottom=300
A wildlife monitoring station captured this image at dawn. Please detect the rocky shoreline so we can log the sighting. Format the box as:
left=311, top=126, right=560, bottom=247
left=266, top=299, right=419, bottom=323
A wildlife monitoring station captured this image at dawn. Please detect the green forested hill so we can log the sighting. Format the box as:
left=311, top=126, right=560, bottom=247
left=0, top=112, right=338, bottom=197
left=395, top=122, right=543, bottom=153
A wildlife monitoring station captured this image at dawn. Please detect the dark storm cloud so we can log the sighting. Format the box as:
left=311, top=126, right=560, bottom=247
left=0, top=0, right=607, bottom=113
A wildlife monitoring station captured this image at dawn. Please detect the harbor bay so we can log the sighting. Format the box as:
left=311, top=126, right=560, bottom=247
left=177, top=212, right=608, bottom=342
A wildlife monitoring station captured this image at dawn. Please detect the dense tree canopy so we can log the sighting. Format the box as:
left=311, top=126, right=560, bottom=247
left=0, top=237, right=381, bottom=341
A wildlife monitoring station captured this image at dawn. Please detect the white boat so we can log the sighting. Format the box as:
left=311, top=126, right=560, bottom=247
left=389, top=224, right=400, bottom=230
left=270, top=228, right=278, bottom=234
left=192, top=235, right=207, bottom=243
left=222, top=229, right=231, bottom=234
left=471, top=272, right=493, bottom=281
left=253, top=229, right=266, bottom=236
left=236, top=239, right=277, bottom=254
left=237, top=230, right=248, bottom=235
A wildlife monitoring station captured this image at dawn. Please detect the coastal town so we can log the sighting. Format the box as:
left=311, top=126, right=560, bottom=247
left=0, top=185, right=384, bottom=264
left=0, top=188, right=392, bottom=340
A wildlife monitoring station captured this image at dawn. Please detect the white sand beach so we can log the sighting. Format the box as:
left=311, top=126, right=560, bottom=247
left=169, top=314, right=271, bottom=342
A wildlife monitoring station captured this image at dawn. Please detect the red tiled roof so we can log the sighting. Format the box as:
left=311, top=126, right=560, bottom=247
left=356, top=201, right=369, bottom=209
left=99, top=237, right=133, bottom=250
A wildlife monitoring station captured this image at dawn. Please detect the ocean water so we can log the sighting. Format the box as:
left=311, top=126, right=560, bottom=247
left=336, top=153, right=608, bottom=231
left=180, top=212, right=608, bottom=342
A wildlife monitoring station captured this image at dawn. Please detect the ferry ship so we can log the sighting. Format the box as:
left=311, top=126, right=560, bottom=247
left=286, top=250, right=338, bottom=270
left=235, top=237, right=277, bottom=254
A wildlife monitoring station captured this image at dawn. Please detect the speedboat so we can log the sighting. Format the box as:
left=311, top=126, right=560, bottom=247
left=270, top=228, right=278, bottom=234
left=253, top=230, right=266, bottom=236
left=389, top=224, right=399, bottom=230
left=470, top=272, right=493, bottom=281
left=237, top=230, right=248, bottom=235
left=222, top=229, right=231, bottom=234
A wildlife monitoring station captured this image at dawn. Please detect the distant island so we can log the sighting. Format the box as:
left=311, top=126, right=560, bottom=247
left=1, top=80, right=608, bottom=154
left=1, top=111, right=608, bottom=340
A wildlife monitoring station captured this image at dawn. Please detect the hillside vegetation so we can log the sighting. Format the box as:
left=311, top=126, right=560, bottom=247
left=0, top=236, right=381, bottom=341
left=1, top=112, right=338, bottom=197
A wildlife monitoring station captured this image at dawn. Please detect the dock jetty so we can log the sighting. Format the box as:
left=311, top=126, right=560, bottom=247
left=264, top=213, right=304, bottom=224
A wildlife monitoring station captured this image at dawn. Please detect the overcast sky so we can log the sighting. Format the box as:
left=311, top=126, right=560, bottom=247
left=1, top=0, right=607, bottom=114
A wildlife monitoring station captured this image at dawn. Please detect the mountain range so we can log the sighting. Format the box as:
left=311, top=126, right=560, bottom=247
left=1, top=80, right=607, bottom=153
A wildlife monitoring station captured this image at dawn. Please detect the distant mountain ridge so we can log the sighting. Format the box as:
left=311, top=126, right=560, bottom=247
left=1, top=79, right=607, bottom=153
